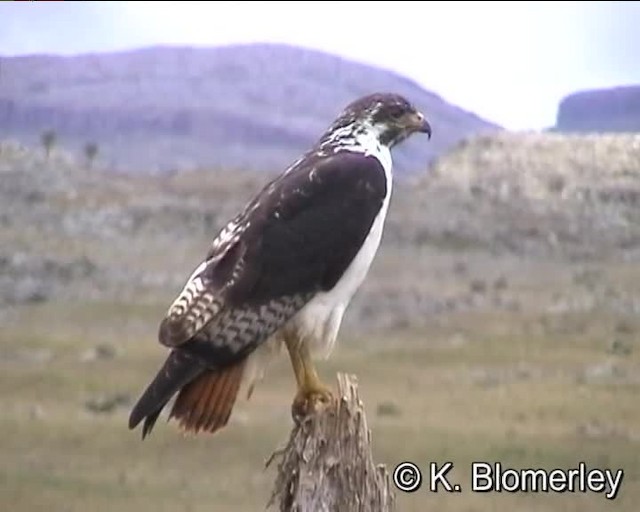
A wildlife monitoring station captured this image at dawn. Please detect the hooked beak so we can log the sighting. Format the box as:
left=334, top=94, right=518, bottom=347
left=414, top=111, right=432, bottom=139
left=405, top=111, right=432, bottom=139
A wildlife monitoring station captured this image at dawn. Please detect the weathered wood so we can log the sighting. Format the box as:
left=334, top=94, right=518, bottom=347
left=266, top=373, right=395, bottom=512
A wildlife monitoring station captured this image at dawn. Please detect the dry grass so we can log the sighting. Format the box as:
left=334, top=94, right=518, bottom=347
left=1, top=301, right=639, bottom=512
left=423, top=132, right=640, bottom=199
left=2, top=132, right=640, bottom=510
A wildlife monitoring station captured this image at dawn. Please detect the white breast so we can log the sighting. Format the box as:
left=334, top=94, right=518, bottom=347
left=291, top=133, right=393, bottom=358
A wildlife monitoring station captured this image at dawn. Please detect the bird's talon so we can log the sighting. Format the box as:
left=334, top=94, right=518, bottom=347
left=291, top=388, right=336, bottom=422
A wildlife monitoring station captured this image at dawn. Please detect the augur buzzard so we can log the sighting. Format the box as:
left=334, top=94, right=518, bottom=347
left=129, top=93, right=432, bottom=438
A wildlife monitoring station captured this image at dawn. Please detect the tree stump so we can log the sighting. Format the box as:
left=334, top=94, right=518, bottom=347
left=266, top=373, right=395, bottom=512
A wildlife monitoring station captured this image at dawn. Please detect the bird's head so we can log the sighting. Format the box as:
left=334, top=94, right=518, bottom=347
left=329, top=92, right=432, bottom=148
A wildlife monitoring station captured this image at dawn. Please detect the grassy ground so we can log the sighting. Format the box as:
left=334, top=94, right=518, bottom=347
left=3, top=128, right=640, bottom=512
left=1, top=300, right=638, bottom=512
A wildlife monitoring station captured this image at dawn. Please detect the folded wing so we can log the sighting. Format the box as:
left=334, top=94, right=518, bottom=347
left=129, top=151, right=388, bottom=437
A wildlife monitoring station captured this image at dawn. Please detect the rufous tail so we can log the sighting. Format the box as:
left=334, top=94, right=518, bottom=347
left=169, top=360, right=246, bottom=435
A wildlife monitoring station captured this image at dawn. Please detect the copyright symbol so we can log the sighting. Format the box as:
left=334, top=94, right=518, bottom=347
left=393, top=461, right=422, bottom=493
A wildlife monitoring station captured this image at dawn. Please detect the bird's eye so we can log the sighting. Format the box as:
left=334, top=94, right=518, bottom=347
left=388, top=105, right=405, bottom=119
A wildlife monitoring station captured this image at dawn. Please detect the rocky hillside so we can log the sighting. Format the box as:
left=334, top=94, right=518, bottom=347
left=555, top=85, right=640, bottom=133
left=3, top=131, right=640, bottom=333
left=404, top=132, right=640, bottom=260
left=0, top=44, right=499, bottom=174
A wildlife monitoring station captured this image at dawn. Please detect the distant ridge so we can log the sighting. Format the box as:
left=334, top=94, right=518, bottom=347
left=555, top=85, right=640, bottom=133
left=0, top=43, right=501, bottom=173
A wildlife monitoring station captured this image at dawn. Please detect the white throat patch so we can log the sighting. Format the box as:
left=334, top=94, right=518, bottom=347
left=319, top=122, right=393, bottom=175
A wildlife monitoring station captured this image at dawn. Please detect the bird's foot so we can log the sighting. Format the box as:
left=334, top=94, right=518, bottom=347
left=291, top=381, right=335, bottom=422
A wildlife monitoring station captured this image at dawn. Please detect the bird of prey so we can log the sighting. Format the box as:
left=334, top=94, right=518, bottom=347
left=129, top=92, right=432, bottom=439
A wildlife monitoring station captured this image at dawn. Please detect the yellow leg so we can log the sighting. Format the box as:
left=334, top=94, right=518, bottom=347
left=284, top=331, right=335, bottom=419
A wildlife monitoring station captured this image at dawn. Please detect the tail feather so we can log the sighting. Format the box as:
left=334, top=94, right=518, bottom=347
left=186, top=370, right=219, bottom=428
left=169, top=360, right=245, bottom=436
left=206, top=366, right=239, bottom=430
left=193, top=369, right=227, bottom=429
left=128, top=350, right=204, bottom=439
left=142, top=408, right=162, bottom=439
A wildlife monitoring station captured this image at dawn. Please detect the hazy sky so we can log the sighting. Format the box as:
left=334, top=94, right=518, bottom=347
left=1, top=1, right=639, bottom=130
